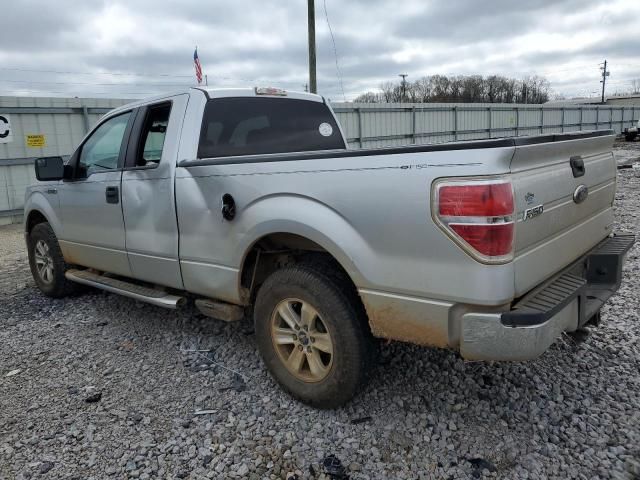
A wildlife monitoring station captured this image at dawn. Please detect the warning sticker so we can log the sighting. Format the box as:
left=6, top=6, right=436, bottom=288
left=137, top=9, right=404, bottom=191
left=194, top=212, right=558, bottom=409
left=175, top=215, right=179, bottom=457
left=26, top=134, right=46, bottom=148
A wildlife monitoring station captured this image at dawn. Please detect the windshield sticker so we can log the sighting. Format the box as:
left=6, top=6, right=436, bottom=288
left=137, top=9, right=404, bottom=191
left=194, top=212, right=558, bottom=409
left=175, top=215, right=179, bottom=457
left=319, top=122, right=333, bottom=137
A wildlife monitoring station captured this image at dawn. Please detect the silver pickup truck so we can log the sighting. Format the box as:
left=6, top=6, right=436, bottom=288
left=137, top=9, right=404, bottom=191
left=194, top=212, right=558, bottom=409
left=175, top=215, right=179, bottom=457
left=25, top=87, right=634, bottom=408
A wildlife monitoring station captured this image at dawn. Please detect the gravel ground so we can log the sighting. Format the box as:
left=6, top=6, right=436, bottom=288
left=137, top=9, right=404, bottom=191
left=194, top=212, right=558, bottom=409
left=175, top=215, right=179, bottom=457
left=1, top=145, right=639, bottom=480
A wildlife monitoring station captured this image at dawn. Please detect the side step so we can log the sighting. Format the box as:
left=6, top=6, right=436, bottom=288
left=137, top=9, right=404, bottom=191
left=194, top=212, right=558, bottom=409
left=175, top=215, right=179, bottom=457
left=65, top=269, right=186, bottom=309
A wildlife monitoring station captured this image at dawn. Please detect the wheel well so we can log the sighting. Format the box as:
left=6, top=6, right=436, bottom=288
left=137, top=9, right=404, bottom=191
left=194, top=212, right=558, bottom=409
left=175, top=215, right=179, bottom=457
left=240, top=233, right=357, bottom=304
left=26, top=210, right=48, bottom=235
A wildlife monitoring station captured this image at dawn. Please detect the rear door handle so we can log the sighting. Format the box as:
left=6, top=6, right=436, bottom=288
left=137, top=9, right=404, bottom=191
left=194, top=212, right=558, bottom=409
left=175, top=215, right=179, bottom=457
left=105, top=186, right=119, bottom=204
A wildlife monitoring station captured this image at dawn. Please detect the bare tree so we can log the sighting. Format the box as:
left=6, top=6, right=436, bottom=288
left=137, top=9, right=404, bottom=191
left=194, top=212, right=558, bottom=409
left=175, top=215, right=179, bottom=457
left=353, top=74, right=552, bottom=104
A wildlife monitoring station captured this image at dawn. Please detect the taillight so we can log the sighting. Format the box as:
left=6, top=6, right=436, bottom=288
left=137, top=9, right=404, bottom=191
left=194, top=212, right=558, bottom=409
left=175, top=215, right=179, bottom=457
left=433, top=178, right=515, bottom=263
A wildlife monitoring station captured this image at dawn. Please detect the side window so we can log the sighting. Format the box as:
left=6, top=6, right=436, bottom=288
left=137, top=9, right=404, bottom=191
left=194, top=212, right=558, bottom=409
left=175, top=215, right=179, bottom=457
left=136, top=103, right=171, bottom=167
left=78, top=112, right=131, bottom=176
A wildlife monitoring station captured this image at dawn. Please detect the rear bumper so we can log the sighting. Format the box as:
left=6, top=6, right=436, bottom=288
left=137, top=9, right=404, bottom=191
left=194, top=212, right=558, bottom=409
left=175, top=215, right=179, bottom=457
left=460, top=233, right=635, bottom=361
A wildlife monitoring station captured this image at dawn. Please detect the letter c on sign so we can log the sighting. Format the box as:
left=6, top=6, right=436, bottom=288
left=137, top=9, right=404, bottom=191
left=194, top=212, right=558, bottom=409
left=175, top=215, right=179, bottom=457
left=0, top=115, right=9, bottom=138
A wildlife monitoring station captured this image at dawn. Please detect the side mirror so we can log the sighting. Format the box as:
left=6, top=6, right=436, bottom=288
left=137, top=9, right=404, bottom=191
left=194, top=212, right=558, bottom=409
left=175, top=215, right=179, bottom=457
left=35, top=156, right=65, bottom=181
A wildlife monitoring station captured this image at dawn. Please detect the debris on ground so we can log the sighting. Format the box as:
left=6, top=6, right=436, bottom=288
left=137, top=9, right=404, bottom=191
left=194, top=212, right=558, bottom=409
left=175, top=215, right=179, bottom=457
left=350, top=416, right=372, bottom=425
left=84, top=389, right=102, bottom=403
left=322, top=454, right=349, bottom=479
left=38, top=461, right=54, bottom=474
left=467, top=457, right=497, bottom=472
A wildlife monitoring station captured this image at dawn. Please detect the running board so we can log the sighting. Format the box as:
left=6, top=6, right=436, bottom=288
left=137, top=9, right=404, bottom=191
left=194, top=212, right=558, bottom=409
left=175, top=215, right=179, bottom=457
left=65, top=269, right=186, bottom=309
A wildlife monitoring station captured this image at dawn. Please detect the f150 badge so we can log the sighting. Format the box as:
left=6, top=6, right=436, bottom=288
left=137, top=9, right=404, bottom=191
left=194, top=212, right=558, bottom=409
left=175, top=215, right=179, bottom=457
left=523, top=204, right=544, bottom=221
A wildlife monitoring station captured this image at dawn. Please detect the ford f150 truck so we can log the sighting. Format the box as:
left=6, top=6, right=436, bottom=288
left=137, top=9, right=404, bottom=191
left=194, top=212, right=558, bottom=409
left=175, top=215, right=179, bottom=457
left=25, top=87, right=634, bottom=408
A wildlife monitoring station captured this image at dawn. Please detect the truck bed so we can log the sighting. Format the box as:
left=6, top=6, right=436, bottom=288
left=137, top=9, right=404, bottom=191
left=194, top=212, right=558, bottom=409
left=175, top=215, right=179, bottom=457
left=176, top=130, right=616, bottom=311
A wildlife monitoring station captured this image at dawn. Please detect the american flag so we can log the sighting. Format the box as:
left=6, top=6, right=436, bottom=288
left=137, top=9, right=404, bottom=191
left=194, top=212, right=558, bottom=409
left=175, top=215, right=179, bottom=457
left=194, top=48, right=203, bottom=84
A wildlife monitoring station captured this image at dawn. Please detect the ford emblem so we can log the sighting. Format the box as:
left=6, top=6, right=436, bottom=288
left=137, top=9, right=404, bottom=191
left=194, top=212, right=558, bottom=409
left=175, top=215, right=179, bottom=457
left=573, top=184, right=588, bottom=204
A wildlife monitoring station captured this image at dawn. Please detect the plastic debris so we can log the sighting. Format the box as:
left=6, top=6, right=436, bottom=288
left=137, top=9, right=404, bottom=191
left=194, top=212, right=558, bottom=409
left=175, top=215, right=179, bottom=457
left=322, top=454, right=349, bottom=479
left=468, top=457, right=497, bottom=472
left=350, top=416, right=372, bottom=425
left=85, top=390, right=102, bottom=403
left=193, top=410, right=217, bottom=416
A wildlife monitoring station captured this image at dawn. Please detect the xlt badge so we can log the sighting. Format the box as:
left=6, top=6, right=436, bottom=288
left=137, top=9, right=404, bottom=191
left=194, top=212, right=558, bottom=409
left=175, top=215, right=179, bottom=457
left=523, top=204, right=544, bottom=221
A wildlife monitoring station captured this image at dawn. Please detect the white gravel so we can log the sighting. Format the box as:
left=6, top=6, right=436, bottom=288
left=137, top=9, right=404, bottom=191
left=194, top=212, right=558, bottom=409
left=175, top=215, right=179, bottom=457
left=1, top=143, right=639, bottom=480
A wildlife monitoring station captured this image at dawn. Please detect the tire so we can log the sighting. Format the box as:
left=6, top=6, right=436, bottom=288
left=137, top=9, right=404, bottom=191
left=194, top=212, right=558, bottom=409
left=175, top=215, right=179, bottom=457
left=27, top=222, right=80, bottom=298
left=254, top=262, right=375, bottom=408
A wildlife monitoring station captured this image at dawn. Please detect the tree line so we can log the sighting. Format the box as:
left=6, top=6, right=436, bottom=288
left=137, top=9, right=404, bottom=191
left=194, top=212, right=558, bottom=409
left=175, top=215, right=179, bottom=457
left=353, top=74, right=552, bottom=104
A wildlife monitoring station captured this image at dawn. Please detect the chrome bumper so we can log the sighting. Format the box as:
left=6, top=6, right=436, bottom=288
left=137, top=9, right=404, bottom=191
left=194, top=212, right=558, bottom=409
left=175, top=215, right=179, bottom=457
left=460, top=233, right=635, bottom=361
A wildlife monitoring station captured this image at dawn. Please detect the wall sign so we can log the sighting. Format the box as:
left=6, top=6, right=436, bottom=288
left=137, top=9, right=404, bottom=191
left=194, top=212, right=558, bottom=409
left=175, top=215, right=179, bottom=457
left=26, top=134, right=46, bottom=148
left=0, top=114, right=12, bottom=143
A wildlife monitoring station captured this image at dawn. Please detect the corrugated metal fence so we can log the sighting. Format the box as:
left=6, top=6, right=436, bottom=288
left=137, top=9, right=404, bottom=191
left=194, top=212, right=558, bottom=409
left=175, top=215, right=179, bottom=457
left=1, top=98, right=638, bottom=222
left=331, top=102, right=639, bottom=148
left=0, top=96, right=130, bottom=223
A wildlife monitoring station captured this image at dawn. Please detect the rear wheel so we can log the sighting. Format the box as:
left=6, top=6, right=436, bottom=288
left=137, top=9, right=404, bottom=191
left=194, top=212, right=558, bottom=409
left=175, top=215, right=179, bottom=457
left=254, top=263, right=374, bottom=408
left=28, top=222, right=80, bottom=298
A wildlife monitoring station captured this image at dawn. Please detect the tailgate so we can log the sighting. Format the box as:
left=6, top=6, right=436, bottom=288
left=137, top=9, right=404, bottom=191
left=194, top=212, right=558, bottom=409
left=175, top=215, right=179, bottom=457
left=510, top=132, right=616, bottom=296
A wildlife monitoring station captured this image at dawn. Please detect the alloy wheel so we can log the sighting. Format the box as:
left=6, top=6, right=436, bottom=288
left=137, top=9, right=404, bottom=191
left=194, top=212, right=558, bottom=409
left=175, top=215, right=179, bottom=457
left=270, top=298, right=334, bottom=382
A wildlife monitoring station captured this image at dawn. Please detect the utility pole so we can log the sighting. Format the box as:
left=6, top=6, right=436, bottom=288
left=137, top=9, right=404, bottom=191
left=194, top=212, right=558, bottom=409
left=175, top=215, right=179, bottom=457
left=307, top=0, right=317, bottom=94
left=600, top=60, right=610, bottom=104
left=399, top=73, right=408, bottom=102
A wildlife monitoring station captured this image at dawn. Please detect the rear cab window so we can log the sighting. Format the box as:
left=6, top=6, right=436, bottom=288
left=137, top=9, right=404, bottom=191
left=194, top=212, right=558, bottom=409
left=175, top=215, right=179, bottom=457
left=197, top=97, right=345, bottom=159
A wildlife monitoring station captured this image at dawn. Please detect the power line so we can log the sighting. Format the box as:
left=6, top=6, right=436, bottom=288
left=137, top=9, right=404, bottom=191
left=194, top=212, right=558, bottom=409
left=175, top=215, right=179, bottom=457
left=0, top=79, right=196, bottom=88
left=322, top=0, right=346, bottom=102
left=0, top=66, right=315, bottom=87
left=0, top=66, right=193, bottom=78
left=0, top=80, right=345, bottom=98
left=539, top=64, right=600, bottom=76
left=611, top=63, right=640, bottom=69
left=0, top=88, right=157, bottom=96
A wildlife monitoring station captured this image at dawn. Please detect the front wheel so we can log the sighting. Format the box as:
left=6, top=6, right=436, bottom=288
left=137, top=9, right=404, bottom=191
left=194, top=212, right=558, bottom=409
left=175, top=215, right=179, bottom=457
left=254, top=263, right=375, bottom=408
left=27, top=222, right=80, bottom=298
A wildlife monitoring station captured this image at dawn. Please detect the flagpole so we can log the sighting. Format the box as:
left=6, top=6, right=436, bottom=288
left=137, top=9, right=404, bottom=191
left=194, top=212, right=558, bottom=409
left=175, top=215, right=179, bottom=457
left=205, top=75, right=208, bottom=86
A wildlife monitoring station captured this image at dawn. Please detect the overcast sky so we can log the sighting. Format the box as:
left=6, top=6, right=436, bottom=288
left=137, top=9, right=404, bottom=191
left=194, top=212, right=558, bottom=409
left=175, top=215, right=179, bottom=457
left=1, top=0, right=639, bottom=101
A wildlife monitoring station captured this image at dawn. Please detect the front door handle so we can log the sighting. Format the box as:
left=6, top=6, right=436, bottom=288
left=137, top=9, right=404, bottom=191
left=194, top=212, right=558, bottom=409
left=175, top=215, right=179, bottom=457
left=105, top=186, right=119, bottom=204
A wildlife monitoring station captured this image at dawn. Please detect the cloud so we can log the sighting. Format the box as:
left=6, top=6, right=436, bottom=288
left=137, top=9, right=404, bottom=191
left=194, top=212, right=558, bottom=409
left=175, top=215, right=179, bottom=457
left=0, top=0, right=638, bottom=100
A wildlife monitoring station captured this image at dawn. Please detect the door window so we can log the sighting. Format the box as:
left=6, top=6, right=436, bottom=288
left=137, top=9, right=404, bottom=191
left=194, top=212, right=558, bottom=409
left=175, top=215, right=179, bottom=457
left=78, top=112, right=131, bottom=177
left=136, top=103, right=171, bottom=167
